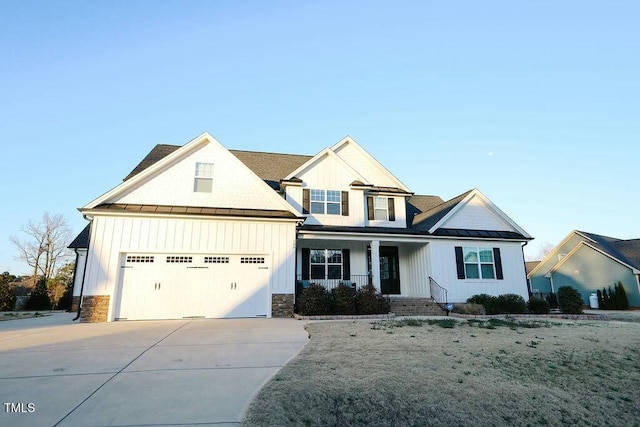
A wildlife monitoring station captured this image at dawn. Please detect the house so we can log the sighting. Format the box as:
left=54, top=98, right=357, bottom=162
left=70, top=132, right=532, bottom=322
left=527, top=230, right=640, bottom=307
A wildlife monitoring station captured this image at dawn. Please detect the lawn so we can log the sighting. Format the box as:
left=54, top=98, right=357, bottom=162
left=243, top=317, right=640, bottom=426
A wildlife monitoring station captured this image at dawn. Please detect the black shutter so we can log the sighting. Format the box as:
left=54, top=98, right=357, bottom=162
left=342, top=249, right=350, bottom=280
left=302, top=248, right=310, bottom=280
left=302, top=189, right=310, bottom=214
left=455, top=246, right=465, bottom=279
left=493, top=248, right=504, bottom=280
left=388, top=198, right=395, bottom=221
left=367, top=196, right=374, bottom=220
left=341, top=191, right=349, bottom=216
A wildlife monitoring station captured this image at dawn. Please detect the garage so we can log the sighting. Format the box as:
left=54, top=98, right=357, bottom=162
left=114, top=253, right=270, bottom=320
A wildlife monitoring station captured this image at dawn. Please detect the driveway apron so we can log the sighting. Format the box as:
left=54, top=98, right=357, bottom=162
left=0, top=313, right=308, bottom=427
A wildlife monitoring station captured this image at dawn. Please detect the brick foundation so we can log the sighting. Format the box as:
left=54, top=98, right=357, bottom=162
left=70, top=296, right=81, bottom=313
left=272, top=294, right=294, bottom=318
left=80, top=295, right=110, bottom=323
left=389, top=297, right=446, bottom=316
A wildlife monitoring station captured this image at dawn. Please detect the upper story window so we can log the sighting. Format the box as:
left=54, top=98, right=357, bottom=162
left=367, top=196, right=396, bottom=222
left=306, top=189, right=345, bottom=215
left=194, top=162, right=213, bottom=193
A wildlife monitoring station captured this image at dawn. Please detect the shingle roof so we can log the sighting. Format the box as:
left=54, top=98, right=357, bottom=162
left=410, top=190, right=473, bottom=231
left=406, top=195, right=445, bottom=223
left=124, top=144, right=181, bottom=181
left=229, top=150, right=312, bottom=191
left=68, top=224, right=90, bottom=249
left=122, top=144, right=312, bottom=191
left=576, top=231, right=640, bottom=270
left=298, top=225, right=528, bottom=240
left=525, top=261, right=541, bottom=275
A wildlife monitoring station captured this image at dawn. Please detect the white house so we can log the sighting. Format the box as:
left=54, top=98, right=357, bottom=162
left=70, top=132, right=532, bottom=322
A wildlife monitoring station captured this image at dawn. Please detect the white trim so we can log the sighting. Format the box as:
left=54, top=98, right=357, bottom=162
left=547, top=241, right=640, bottom=275
left=527, top=230, right=580, bottom=278
left=82, top=132, right=300, bottom=217
left=81, top=210, right=302, bottom=223
left=331, top=136, right=412, bottom=193
left=428, top=189, right=531, bottom=239
left=284, top=147, right=369, bottom=184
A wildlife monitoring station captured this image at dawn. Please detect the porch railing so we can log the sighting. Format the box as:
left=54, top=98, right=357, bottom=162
left=295, top=274, right=371, bottom=294
left=429, top=276, right=449, bottom=313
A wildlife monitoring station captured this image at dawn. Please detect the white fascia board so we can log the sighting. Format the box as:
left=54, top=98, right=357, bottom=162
left=284, top=147, right=369, bottom=184
left=427, top=189, right=532, bottom=239
left=527, top=230, right=580, bottom=278
left=547, top=241, right=640, bottom=275
left=331, top=136, right=412, bottom=193
left=82, top=132, right=300, bottom=217
left=82, top=132, right=213, bottom=209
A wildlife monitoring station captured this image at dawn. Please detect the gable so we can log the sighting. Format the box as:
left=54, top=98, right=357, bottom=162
left=294, top=150, right=366, bottom=189
left=438, top=193, right=519, bottom=232
left=551, top=243, right=637, bottom=281
left=84, top=134, right=297, bottom=214
left=331, top=137, right=411, bottom=191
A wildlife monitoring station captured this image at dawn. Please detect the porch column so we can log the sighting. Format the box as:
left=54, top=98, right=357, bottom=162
left=370, top=240, right=381, bottom=292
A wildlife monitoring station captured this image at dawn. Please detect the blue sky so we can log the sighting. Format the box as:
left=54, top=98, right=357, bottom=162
left=1, top=1, right=638, bottom=274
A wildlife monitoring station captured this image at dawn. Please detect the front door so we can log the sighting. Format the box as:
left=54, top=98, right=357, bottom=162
left=380, top=246, right=400, bottom=295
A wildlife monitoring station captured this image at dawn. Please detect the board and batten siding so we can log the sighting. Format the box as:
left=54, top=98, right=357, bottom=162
left=398, top=243, right=431, bottom=297
left=428, top=239, right=528, bottom=302
left=83, top=215, right=297, bottom=321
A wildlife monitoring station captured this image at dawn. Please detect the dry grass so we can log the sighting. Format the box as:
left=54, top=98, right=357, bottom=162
left=244, top=317, right=640, bottom=426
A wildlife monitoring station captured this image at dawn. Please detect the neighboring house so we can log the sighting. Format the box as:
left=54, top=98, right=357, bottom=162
left=527, top=231, right=640, bottom=307
left=70, top=132, right=532, bottom=322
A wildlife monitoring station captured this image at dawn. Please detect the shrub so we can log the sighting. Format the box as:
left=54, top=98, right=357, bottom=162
left=451, top=303, right=485, bottom=315
left=298, top=284, right=332, bottom=315
left=332, top=284, right=356, bottom=315
left=557, top=286, right=584, bottom=314
left=527, top=297, right=550, bottom=314
left=546, top=292, right=558, bottom=309
left=355, top=284, right=388, bottom=315
left=467, top=294, right=499, bottom=315
left=0, top=282, right=16, bottom=311
left=596, top=289, right=603, bottom=309
left=25, top=278, right=52, bottom=310
left=496, top=294, right=527, bottom=314
left=614, top=282, right=629, bottom=310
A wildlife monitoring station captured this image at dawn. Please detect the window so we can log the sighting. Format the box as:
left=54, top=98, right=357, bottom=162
left=374, top=197, right=388, bottom=220
left=456, top=247, right=500, bottom=280
left=194, top=162, right=213, bottom=192
left=367, top=196, right=396, bottom=221
left=310, top=189, right=325, bottom=214
left=463, top=247, right=495, bottom=279
left=310, top=190, right=341, bottom=215
left=310, top=249, right=342, bottom=279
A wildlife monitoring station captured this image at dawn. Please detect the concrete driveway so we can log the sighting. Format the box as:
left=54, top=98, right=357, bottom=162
left=0, top=313, right=308, bottom=427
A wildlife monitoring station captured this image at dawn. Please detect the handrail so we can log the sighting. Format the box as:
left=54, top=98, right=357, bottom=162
left=429, top=276, right=449, bottom=313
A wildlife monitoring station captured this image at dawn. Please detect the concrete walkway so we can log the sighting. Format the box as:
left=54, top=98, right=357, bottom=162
left=0, top=313, right=308, bottom=427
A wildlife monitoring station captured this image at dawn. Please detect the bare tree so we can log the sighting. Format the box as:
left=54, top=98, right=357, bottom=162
left=10, top=213, right=73, bottom=281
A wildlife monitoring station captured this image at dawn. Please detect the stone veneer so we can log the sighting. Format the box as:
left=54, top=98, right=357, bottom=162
left=70, top=296, right=81, bottom=313
left=80, top=295, right=110, bottom=323
left=272, top=294, right=294, bottom=318
left=389, top=297, right=446, bottom=316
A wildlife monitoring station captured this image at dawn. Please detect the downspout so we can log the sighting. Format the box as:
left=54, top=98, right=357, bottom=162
left=66, top=249, right=80, bottom=312
left=73, top=219, right=93, bottom=322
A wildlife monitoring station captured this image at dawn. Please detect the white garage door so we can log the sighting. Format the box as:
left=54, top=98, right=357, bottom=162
left=115, top=253, right=270, bottom=320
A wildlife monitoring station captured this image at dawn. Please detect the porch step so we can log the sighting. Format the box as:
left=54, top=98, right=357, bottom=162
left=389, top=297, right=447, bottom=316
